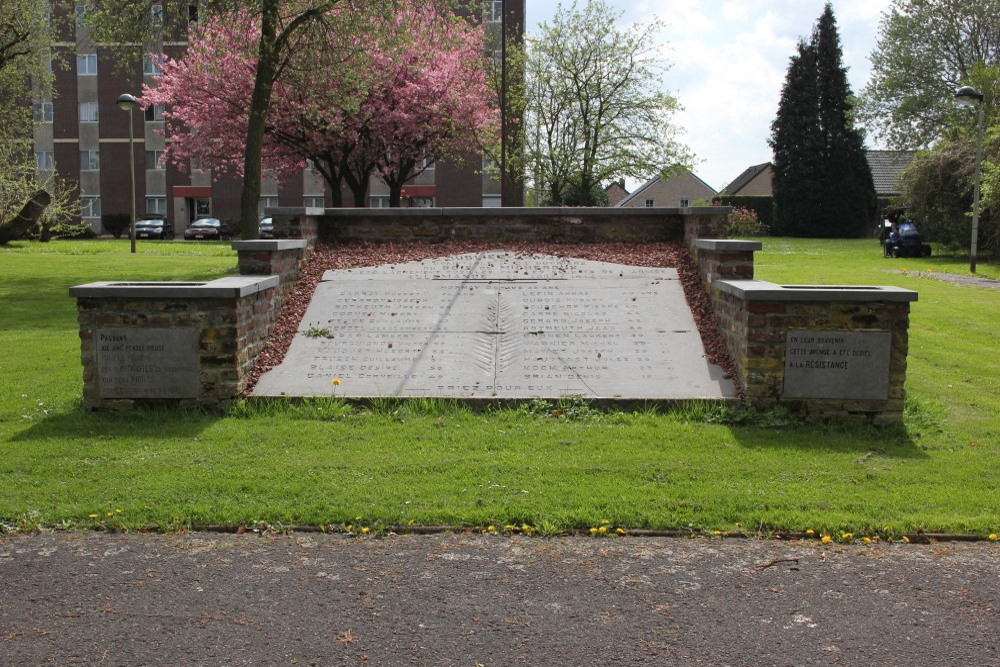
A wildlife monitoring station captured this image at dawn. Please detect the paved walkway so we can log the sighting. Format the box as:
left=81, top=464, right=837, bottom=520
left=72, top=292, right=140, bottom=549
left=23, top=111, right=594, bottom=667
left=2, top=532, right=996, bottom=665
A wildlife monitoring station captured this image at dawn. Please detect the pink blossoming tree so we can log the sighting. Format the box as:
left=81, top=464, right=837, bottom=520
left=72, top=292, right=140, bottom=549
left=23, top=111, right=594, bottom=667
left=141, top=3, right=496, bottom=209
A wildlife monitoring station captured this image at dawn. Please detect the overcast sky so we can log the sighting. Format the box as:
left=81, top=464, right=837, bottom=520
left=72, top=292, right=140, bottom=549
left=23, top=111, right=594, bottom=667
left=524, top=0, right=894, bottom=191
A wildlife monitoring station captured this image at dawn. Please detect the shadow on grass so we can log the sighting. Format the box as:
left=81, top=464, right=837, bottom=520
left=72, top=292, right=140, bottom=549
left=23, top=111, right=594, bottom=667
left=727, top=423, right=928, bottom=460
left=9, top=406, right=219, bottom=443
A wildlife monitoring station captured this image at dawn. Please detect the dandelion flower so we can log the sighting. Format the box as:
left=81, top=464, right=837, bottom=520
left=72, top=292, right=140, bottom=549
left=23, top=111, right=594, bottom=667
left=902, top=536, right=910, bottom=543
left=589, top=527, right=598, bottom=535
left=989, top=534, right=998, bottom=541
left=115, top=509, right=122, bottom=514
left=821, top=535, right=833, bottom=543
left=88, top=513, right=98, bottom=519
left=361, top=527, right=370, bottom=534
left=841, top=532, right=853, bottom=540
left=598, top=526, right=607, bottom=534
left=487, top=525, right=495, bottom=533
left=106, top=512, right=113, bottom=517
left=617, top=528, right=626, bottom=535
left=806, top=529, right=814, bottom=535
left=601, top=519, right=611, bottom=525
left=332, top=378, right=341, bottom=386
left=713, top=530, right=722, bottom=536
left=863, top=537, right=872, bottom=544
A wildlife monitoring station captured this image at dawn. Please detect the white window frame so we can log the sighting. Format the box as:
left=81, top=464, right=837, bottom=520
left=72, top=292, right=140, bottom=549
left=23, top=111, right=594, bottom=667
left=303, top=195, right=325, bottom=209
left=145, top=149, right=165, bottom=170
left=145, top=196, right=167, bottom=215
left=644, top=198, right=654, bottom=208
left=80, top=149, right=100, bottom=171
left=485, top=0, right=503, bottom=23
left=258, top=196, right=279, bottom=218
left=35, top=150, right=55, bottom=171
left=143, top=54, right=164, bottom=75
left=80, top=196, right=101, bottom=218
left=79, top=102, right=98, bottom=122
left=679, top=198, right=690, bottom=208
left=33, top=102, right=53, bottom=123
left=76, top=53, right=97, bottom=75
left=370, top=195, right=390, bottom=209
left=144, top=104, right=165, bottom=122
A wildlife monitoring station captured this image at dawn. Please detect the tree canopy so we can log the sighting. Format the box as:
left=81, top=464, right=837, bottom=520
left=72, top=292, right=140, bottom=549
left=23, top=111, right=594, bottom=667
left=859, top=0, right=1000, bottom=148
left=140, top=3, right=495, bottom=208
left=525, top=0, right=690, bottom=206
left=769, top=4, right=877, bottom=237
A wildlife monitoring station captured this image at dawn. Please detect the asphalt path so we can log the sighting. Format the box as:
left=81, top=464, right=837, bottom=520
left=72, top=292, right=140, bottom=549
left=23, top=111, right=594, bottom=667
left=1, top=532, right=997, bottom=665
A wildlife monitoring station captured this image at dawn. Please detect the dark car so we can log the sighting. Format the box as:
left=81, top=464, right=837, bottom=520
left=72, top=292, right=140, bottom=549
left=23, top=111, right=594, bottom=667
left=184, top=217, right=232, bottom=241
left=258, top=217, right=274, bottom=239
left=135, top=216, right=174, bottom=240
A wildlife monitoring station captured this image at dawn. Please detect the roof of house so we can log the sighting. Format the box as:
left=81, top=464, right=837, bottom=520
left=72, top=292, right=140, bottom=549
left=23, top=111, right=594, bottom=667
left=866, top=150, right=915, bottom=196
left=615, top=169, right=716, bottom=207
left=722, top=162, right=771, bottom=196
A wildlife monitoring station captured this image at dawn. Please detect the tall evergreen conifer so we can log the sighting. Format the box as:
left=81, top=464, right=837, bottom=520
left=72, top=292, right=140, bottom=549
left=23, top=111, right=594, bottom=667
left=770, top=4, right=876, bottom=237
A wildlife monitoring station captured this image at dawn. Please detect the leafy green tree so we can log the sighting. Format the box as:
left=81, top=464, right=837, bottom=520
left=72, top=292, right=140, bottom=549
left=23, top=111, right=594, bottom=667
left=769, top=4, right=876, bottom=237
left=0, top=0, right=79, bottom=241
left=859, top=0, right=1000, bottom=148
left=525, top=0, right=690, bottom=206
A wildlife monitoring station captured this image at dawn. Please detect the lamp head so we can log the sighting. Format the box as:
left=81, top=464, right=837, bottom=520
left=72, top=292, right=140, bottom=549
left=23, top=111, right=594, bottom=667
left=116, top=93, right=138, bottom=112
left=955, top=86, right=984, bottom=107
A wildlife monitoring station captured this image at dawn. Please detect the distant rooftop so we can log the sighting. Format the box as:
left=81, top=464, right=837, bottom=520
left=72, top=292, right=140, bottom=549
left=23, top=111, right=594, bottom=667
left=722, top=163, right=771, bottom=196
left=866, top=150, right=915, bottom=196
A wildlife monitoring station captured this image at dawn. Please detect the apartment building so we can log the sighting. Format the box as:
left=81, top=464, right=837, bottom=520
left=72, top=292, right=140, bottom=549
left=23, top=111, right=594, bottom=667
left=34, top=1, right=524, bottom=235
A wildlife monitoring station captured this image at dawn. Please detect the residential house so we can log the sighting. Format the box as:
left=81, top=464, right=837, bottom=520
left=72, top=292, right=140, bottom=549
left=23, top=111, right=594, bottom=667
left=865, top=150, right=915, bottom=199
left=615, top=169, right=716, bottom=208
left=722, top=162, right=773, bottom=197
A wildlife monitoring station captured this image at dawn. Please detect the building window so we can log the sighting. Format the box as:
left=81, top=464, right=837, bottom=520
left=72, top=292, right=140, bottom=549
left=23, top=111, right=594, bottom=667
left=35, top=151, right=55, bottom=171
left=79, top=102, right=98, bottom=122
left=188, top=4, right=199, bottom=24
left=370, top=196, right=390, bottom=208
left=144, top=104, right=165, bottom=122
left=145, top=150, right=165, bottom=170
left=150, top=3, right=163, bottom=26
left=80, top=149, right=100, bottom=170
left=33, top=102, right=53, bottom=123
left=303, top=196, right=325, bottom=209
left=485, top=0, right=503, bottom=22
left=258, top=196, right=279, bottom=218
left=644, top=198, right=654, bottom=207
left=143, top=54, right=164, bottom=75
left=76, top=53, right=97, bottom=75
left=80, top=196, right=101, bottom=218
left=482, top=195, right=501, bottom=208
left=75, top=5, right=87, bottom=24
left=679, top=198, right=689, bottom=207
left=146, top=196, right=167, bottom=215
left=420, top=157, right=436, bottom=172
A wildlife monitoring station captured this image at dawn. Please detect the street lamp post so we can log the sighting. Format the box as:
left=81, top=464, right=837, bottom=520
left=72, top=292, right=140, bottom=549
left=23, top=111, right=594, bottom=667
left=116, top=93, right=138, bottom=254
left=955, top=85, right=984, bottom=274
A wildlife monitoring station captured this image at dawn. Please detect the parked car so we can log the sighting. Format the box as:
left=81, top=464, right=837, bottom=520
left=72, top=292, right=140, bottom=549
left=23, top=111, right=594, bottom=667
left=258, top=217, right=274, bottom=239
left=183, top=217, right=232, bottom=241
left=135, top=216, right=174, bottom=240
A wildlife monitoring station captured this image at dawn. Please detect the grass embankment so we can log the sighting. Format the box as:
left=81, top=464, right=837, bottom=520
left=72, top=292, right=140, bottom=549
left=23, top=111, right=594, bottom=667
left=0, top=238, right=997, bottom=538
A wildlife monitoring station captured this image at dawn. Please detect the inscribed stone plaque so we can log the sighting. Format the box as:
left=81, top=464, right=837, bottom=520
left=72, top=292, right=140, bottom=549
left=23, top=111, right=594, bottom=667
left=782, top=330, right=891, bottom=400
left=253, top=251, right=735, bottom=400
left=97, top=328, right=199, bottom=399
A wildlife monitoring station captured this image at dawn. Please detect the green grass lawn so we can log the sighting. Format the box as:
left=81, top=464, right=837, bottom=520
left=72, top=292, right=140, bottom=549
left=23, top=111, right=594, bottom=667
left=0, top=237, right=997, bottom=539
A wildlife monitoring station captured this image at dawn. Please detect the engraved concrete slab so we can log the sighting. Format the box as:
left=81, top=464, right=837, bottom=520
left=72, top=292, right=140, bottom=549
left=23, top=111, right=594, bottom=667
left=253, top=251, right=735, bottom=400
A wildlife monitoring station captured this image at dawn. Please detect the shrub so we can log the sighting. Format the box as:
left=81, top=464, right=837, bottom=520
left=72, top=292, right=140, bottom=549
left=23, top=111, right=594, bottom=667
left=101, top=213, right=131, bottom=238
left=726, top=207, right=766, bottom=237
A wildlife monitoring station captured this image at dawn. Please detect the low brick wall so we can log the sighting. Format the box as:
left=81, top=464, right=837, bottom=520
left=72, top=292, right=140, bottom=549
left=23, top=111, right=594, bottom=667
left=233, top=239, right=309, bottom=299
left=71, top=277, right=280, bottom=410
left=711, top=281, right=916, bottom=423
left=271, top=207, right=731, bottom=244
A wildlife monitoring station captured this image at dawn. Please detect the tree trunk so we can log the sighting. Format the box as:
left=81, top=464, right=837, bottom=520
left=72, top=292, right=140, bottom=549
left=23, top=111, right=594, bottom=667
left=239, top=0, right=280, bottom=240
left=0, top=190, right=51, bottom=245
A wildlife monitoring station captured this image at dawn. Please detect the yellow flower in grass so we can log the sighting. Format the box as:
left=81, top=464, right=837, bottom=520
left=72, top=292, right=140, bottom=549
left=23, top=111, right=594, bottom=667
left=361, top=527, right=370, bottom=534
left=863, top=537, right=872, bottom=544
left=902, top=536, right=910, bottom=543
left=806, top=529, right=815, bottom=535
left=88, top=513, right=98, bottom=519
left=989, top=534, right=998, bottom=541
left=821, top=535, right=833, bottom=543
left=616, top=528, right=626, bottom=536
left=598, top=526, right=607, bottom=534
left=589, top=527, right=598, bottom=535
